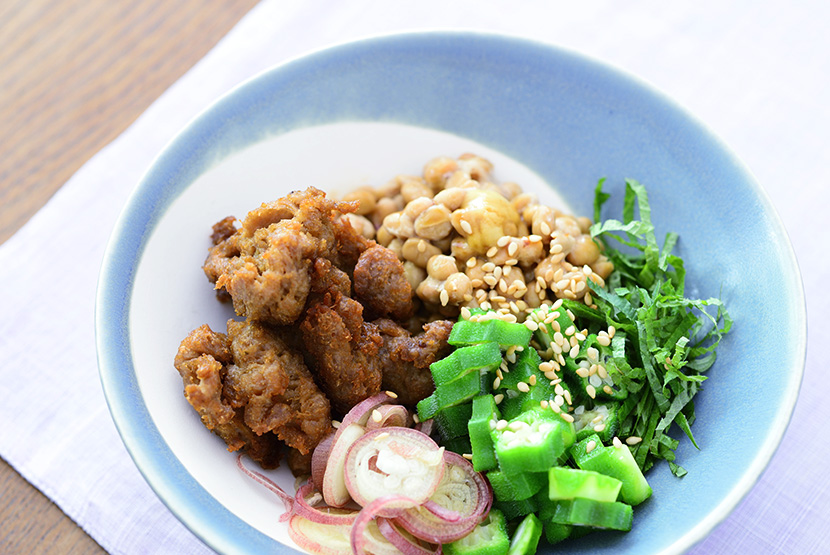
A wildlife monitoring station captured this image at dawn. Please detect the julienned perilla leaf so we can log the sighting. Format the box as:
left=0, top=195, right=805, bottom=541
left=587, top=179, right=732, bottom=476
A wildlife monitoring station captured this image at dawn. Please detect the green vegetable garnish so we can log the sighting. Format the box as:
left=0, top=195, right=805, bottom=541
left=589, top=179, right=733, bottom=475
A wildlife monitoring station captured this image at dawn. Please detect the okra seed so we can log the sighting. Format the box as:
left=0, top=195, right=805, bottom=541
left=589, top=374, right=602, bottom=388
left=612, top=437, right=623, bottom=448
left=496, top=419, right=508, bottom=430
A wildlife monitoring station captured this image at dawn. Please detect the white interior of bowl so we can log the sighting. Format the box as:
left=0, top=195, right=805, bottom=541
left=129, top=121, right=570, bottom=544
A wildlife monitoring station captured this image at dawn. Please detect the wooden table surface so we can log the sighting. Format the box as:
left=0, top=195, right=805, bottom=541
left=0, top=0, right=259, bottom=552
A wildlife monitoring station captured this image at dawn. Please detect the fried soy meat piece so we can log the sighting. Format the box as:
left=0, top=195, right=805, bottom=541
left=203, top=188, right=358, bottom=325
left=374, top=318, right=454, bottom=406
left=300, top=291, right=383, bottom=415
left=353, top=244, right=413, bottom=321
left=223, top=319, right=332, bottom=456
left=174, top=324, right=281, bottom=468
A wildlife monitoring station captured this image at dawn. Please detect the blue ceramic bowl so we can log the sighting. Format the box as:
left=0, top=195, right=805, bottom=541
left=96, top=31, right=806, bottom=554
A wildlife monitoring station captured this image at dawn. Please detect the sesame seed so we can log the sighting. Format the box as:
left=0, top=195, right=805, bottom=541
left=372, top=409, right=382, bottom=423
left=529, top=375, right=537, bottom=386
left=544, top=371, right=557, bottom=380
left=440, top=289, right=450, bottom=306
left=483, top=275, right=498, bottom=287
left=550, top=243, right=563, bottom=254
left=584, top=292, right=593, bottom=306
left=569, top=345, right=580, bottom=359
left=550, top=402, right=562, bottom=413
left=529, top=234, right=543, bottom=242
left=460, top=306, right=472, bottom=320
left=586, top=384, right=597, bottom=399
left=466, top=257, right=477, bottom=268
left=374, top=432, right=390, bottom=440
left=612, top=437, right=623, bottom=448
left=496, top=419, right=509, bottom=430
left=626, top=436, right=643, bottom=446
left=536, top=276, right=547, bottom=289
left=554, top=395, right=564, bottom=406
left=608, top=326, right=616, bottom=338
left=554, top=384, right=565, bottom=396
left=493, top=377, right=501, bottom=389
left=555, top=279, right=570, bottom=290
left=583, top=265, right=593, bottom=275
left=505, top=258, right=519, bottom=266
left=603, top=385, right=614, bottom=395
left=385, top=390, right=398, bottom=399
left=487, top=246, right=499, bottom=257
left=471, top=278, right=484, bottom=288
left=494, top=393, right=504, bottom=404
left=597, top=335, right=611, bottom=347
left=587, top=347, right=599, bottom=362
left=517, top=381, right=530, bottom=393
left=566, top=309, right=576, bottom=321
left=460, top=219, right=473, bottom=235
left=332, top=420, right=341, bottom=429
left=480, top=301, right=492, bottom=310
left=594, top=423, right=606, bottom=432
left=597, top=366, right=608, bottom=379
left=489, top=419, right=497, bottom=430
left=417, top=240, right=427, bottom=253
left=586, top=440, right=597, bottom=453
left=508, top=242, right=519, bottom=256
left=493, top=266, right=503, bottom=280
left=563, top=390, right=573, bottom=405
left=462, top=453, right=474, bottom=460
left=561, top=412, right=575, bottom=423
left=541, top=222, right=552, bottom=236
left=413, top=414, right=420, bottom=423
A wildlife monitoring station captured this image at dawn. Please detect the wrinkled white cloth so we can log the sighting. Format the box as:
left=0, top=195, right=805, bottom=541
left=1, top=0, right=827, bottom=553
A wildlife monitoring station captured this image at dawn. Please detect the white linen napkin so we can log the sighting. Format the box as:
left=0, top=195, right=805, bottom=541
left=1, top=0, right=827, bottom=553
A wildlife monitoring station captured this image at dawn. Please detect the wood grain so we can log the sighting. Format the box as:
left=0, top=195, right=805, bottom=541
left=0, top=0, right=259, bottom=552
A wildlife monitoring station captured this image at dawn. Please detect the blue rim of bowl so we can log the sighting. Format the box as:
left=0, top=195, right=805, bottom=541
left=95, top=30, right=806, bottom=554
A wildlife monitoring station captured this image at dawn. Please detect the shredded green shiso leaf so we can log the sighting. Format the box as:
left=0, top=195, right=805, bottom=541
left=587, top=179, right=733, bottom=476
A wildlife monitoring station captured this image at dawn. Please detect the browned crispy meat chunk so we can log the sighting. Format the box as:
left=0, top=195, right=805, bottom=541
left=203, top=188, right=359, bottom=325
left=174, top=324, right=282, bottom=468
left=375, top=318, right=454, bottom=406
left=300, top=291, right=383, bottom=415
left=353, top=244, right=413, bottom=321
left=223, top=319, right=332, bottom=455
